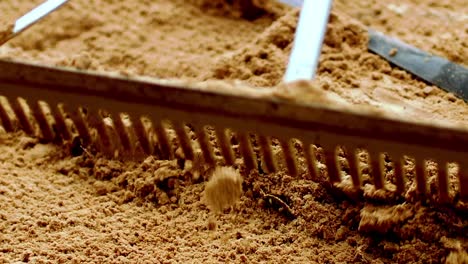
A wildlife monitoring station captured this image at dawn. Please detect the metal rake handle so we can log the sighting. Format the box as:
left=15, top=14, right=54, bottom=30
left=0, top=0, right=70, bottom=45
left=284, top=0, right=333, bottom=82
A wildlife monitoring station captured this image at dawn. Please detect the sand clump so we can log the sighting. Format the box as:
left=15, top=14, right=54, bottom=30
left=442, top=237, right=468, bottom=264
left=0, top=0, right=467, bottom=263
left=204, top=166, right=243, bottom=213
left=358, top=204, right=414, bottom=234
left=446, top=251, right=468, bottom=264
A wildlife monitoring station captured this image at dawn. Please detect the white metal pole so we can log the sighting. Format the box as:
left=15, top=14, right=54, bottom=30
left=14, top=0, right=70, bottom=34
left=284, top=0, right=333, bottom=82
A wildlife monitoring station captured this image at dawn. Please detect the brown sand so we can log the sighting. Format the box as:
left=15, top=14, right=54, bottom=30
left=0, top=0, right=467, bottom=263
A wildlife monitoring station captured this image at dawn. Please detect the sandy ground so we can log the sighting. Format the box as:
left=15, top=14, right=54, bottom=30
left=0, top=0, right=467, bottom=263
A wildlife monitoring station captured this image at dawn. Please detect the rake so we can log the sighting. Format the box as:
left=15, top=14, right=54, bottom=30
left=0, top=59, right=466, bottom=204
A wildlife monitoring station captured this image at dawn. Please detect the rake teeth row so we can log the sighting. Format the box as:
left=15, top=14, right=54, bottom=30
left=0, top=95, right=466, bottom=204
left=0, top=60, right=466, bottom=204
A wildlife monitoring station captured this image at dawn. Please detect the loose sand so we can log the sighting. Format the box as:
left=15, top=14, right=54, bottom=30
left=0, top=0, right=467, bottom=263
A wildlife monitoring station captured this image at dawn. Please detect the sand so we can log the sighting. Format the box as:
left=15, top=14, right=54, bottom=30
left=0, top=0, right=467, bottom=263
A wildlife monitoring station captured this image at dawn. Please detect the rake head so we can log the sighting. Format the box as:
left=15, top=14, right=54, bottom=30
left=0, top=59, right=467, bottom=205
